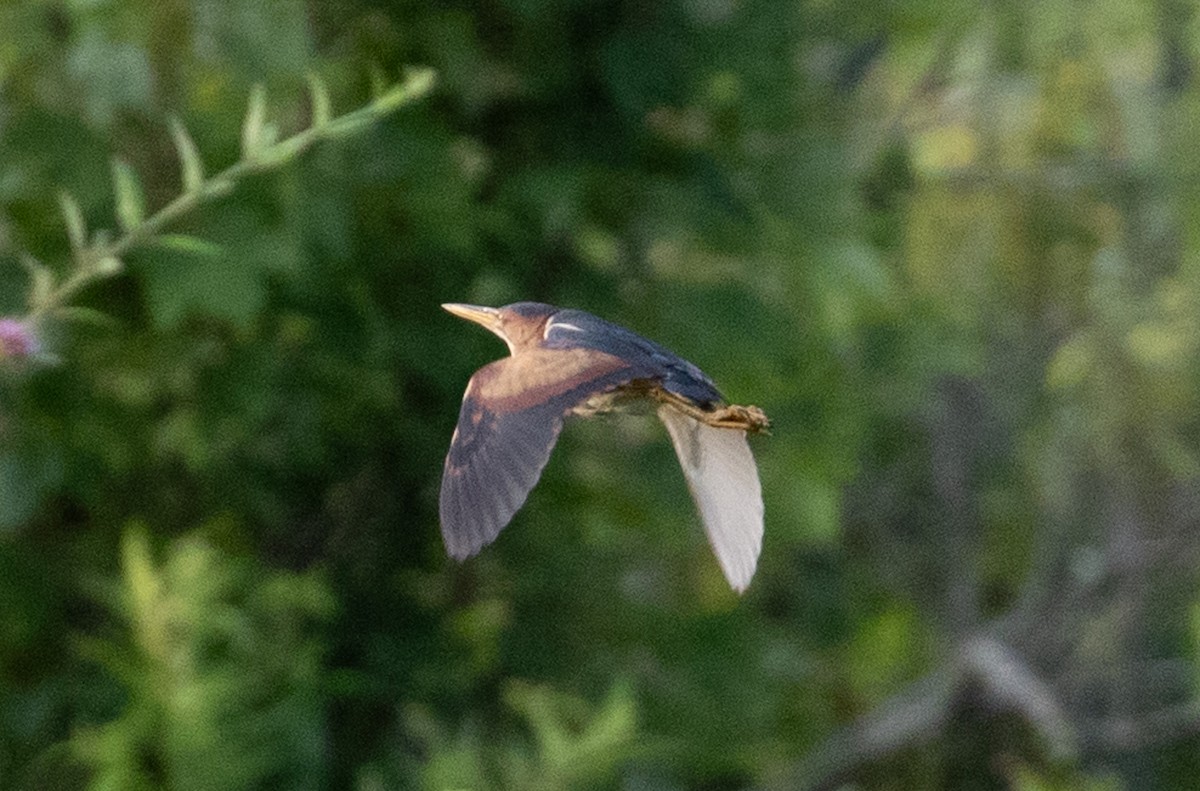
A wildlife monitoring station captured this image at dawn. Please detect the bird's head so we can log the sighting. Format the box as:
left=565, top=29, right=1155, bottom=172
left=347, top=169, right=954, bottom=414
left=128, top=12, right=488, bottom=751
left=442, top=301, right=557, bottom=355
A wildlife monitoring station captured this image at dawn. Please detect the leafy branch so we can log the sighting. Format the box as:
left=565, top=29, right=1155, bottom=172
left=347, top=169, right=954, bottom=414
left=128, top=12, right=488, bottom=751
left=21, top=67, right=436, bottom=324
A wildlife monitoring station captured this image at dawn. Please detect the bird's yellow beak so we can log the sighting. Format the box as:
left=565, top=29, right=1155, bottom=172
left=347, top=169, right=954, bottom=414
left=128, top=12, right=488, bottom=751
left=442, top=303, right=503, bottom=334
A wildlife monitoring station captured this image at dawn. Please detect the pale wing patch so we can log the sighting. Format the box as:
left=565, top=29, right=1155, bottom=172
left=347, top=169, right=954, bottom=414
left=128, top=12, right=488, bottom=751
left=544, top=320, right=585, bottom=339
left=657, top=406, right=764, bottom=593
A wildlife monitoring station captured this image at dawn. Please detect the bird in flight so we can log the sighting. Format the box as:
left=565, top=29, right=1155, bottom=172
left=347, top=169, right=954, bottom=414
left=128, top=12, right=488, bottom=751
left=439, top=302, right=770, bottom=592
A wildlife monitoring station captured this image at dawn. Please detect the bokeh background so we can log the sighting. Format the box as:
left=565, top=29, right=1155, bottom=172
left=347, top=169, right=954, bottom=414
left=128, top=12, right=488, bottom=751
left=3, top=1, right=1200, bottom=789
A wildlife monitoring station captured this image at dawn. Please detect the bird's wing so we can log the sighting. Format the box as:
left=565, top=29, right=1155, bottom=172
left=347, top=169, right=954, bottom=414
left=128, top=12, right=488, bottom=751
left=440, top=348, right=644, bottom=560
left=549, top=308, right=725, bottom=407
left=656, top=405, right=764, bottom=593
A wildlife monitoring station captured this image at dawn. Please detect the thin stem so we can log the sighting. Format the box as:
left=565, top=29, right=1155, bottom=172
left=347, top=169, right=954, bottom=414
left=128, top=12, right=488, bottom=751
left=29, top=68, right=436, bottom=319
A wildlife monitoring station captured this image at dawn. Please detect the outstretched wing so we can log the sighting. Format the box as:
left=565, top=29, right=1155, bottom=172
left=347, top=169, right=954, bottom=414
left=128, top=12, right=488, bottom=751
left=440, top=348, right=645, bottom=560
left=657, top=405, right=764, bottom=593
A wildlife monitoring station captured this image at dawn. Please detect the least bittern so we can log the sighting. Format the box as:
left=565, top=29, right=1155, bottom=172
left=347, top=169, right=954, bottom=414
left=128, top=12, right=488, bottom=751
left=439, top=302, right=769, bottom=592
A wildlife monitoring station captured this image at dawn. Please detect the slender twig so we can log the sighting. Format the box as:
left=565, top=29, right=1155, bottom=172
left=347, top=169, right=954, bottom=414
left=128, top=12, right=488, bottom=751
left=962, top=635, right=1078, bottom=762
left=26, top=68, right=436, bottom=321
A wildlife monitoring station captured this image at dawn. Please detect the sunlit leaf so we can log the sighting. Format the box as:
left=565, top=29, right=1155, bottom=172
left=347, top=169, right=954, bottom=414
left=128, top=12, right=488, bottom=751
left=52, top=306, right=119, bottom=327
left=152, top=234, right=224, bottom=259
left=58, top=191, right=87, bottom=253
left=241, top=84, right=269, bottom=159
left=373, top=68, right=437, bottom=113
left=94, top=256, right=123, bottom=277
left=110, top=158, right=146, bottom=233
left=307, top=73, right=332, bottom=128
left=169, top=116, right=205, bottom=193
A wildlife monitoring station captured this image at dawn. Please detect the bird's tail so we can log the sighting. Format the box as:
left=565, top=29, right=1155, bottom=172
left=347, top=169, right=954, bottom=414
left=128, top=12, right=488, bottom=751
left=657, top=406, right=765, bottom=593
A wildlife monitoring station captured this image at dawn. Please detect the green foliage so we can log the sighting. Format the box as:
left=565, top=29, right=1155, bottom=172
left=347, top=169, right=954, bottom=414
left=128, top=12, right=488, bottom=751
left=3, top=1, right=1200, bottom=790
left=70, top=527, right=333, bottom=791
left=401, top=680, right=637, bottom=791
left=18, top=68, right=434, bottom=326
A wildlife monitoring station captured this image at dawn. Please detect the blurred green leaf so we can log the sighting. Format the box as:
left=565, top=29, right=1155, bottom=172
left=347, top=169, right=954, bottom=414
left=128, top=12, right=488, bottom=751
left=241, top=84, right=271, bottom=160
left=502, top=679, right=637, bottom=789
left=110, top=158, right=145, bottom=233
left=151, top=234, right=224, bottom=259
left=58, top=191, right=87, bottom=253
left=307, top=73, right=332, bottom=128
left=74, top=525, right=334, bottom=791
left=137, top=241, right=264, bottom=330
left=169, top=117, right=206, bottom=194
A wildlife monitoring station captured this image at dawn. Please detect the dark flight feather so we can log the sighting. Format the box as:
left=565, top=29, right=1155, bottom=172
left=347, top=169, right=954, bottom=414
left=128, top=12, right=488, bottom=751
left=439, top=349, right=650, bottom=559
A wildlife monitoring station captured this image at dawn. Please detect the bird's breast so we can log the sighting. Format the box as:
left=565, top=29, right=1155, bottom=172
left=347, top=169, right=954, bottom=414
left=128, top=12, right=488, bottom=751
left=569, top=385, right=647, bottom=417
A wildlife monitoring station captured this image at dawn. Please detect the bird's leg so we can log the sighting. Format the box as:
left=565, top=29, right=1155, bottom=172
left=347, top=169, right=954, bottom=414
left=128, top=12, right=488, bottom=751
left=649, top=386, right=772, bottom=435
left=704, top=403, right=772, bottom=434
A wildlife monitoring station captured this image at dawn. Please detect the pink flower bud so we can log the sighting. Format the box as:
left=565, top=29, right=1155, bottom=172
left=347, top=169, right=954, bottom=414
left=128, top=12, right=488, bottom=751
left=0, top=318, right=39, bottom=360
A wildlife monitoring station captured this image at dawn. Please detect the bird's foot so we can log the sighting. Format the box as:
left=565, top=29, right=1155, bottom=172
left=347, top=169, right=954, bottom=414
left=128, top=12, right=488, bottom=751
left=650, top=386, right=772, bottom=435
left=702, top=403, right=772, bottom=435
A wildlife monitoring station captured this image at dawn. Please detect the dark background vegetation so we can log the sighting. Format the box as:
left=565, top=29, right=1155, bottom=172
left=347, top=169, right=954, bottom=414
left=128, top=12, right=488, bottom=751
left=3, top=1, right=1200, bottom=789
